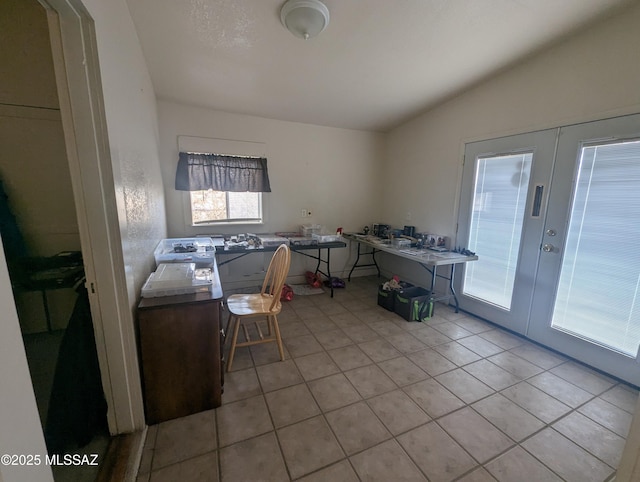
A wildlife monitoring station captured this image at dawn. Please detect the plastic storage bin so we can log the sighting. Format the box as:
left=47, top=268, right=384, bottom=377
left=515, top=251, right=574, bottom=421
left=257, top=235, right=290, bottom=247
left=154, top=237, right=216, bottom=265
left=301, top=224, right=321, bottom=236
left=288, top=237, right=317, bottom=246
left=141, top=263, right=213, bottom=298
left=394, top=286, right=434, bottom=321
left=312, top=233, right=342, bottom=243
left=392, top=238, right=411, bottom=248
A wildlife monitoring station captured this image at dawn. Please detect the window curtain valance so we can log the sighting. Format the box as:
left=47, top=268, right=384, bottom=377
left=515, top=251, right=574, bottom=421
left=175, top=152, right=272, bottom=192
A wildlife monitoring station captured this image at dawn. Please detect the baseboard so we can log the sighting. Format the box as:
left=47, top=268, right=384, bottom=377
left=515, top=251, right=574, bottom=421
left=220, top=269, right=374, bottom=293
left=96, top=428, right=145, bottom=482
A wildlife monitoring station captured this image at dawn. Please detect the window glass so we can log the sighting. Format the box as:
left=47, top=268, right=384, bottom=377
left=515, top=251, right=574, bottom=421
left=190, top=190, right=262, bottom=225
left=552, top=140, right=640, bottom=356
left=463, top=152, right=533, bottom=310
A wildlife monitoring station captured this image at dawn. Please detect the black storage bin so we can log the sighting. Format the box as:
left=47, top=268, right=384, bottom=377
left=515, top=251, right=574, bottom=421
left=394, top=286, right=434, bottom=321
left=377, top=281, right=413, bottom=311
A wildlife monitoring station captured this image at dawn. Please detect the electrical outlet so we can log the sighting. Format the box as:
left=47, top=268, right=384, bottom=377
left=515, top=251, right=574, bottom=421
left=301, top=209, right=308, bottom=217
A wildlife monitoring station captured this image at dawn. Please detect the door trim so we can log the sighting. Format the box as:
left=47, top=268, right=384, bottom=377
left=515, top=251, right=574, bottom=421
left=41, top=0, right=145, bottom=433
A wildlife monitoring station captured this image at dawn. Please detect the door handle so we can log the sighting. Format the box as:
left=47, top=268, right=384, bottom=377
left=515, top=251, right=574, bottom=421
left=545, top=229, right=557, bottom=237
left=531, top=185, right=544, bottom=217
left=542, top=243, right=555, bottom=253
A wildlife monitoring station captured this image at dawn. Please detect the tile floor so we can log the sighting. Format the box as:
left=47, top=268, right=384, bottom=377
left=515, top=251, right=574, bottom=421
left=136, top=276, right=638, bottom=482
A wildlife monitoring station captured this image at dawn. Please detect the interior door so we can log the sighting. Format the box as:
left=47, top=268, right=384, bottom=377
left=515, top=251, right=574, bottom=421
left=528, top=114, right=640, bottom=385
left=456, top=129, right=558, bottom=333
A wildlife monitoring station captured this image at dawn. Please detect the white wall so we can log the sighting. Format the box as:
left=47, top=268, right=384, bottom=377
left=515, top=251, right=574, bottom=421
left=380, top=1, right=640, bottom=285
left=0, top=107, right=79, bottom=257
left=0, top=0, right=79, bottom=257
left=0, top=239, right=52, bottom=481
left=0, top=0, right=81, bottom=333
left=81, top=0, right=167, bottom=300
left=157, top=100, right=384, bottom=286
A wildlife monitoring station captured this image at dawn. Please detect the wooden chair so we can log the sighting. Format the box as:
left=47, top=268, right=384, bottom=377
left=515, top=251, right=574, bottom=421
left=225, top=244, right=291, bottom=371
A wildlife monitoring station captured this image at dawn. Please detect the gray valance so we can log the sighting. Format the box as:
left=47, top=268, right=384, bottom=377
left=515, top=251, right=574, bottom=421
left=175, top=152, right=272, bottom=192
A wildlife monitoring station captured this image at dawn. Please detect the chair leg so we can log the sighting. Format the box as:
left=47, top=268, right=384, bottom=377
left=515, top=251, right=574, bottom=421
left=270, top=315, right=285, bottom=361
left=227, top=315, right=242, bottom=372
left=224, top=311, right=233, bottom=342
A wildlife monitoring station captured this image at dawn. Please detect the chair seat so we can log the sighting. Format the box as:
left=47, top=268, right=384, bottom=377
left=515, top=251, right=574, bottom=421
left=227, top=293, right=282, bottom=317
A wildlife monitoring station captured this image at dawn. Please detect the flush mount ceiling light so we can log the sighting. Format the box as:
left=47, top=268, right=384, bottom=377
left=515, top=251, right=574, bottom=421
left=280, top=0, right=330, bottom=40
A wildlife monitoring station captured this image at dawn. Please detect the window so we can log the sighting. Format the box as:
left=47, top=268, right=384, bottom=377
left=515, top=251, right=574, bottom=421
left=551, top=139, right=640, bottom=356
left=463, top=151, right=533, bottom=310
left=175, top=149, right=271, bottom=225
left=190, top=190, right=263, bottom=225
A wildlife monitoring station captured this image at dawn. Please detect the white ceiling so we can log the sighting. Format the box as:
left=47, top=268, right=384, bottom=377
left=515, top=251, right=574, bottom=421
left=126, top=0, right=634, bottom=132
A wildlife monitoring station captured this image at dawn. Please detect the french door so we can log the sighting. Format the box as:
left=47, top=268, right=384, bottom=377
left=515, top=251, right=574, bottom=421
left=457, top=129, right=558, bottom=333
left=457, top=114, right=640, bottom=385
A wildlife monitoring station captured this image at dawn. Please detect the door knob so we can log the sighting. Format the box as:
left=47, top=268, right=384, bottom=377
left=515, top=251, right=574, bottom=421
left=546, top=229, right=557, bottom=237
left=542, top=244, right=555, bottom=252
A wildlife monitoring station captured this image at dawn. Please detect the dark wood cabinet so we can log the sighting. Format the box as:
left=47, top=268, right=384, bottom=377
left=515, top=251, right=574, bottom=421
left=137, top=291, right=223, bottom=425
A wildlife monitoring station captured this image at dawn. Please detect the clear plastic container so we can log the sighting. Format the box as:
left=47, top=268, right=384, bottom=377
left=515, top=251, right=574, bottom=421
left=141, top=263, right=213, bottom=298
left=301, top=224, right=322, bottom=236
left=154, top=237, right=216, bottom=265
left=392, top=238, right=411, bottom=248
left=257, top=235, right=290, bottom=247
left=312, top=233, right=342, bottom=243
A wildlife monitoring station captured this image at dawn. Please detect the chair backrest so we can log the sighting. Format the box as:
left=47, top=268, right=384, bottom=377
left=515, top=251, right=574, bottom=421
left=261, top=244, right=291, bottom=311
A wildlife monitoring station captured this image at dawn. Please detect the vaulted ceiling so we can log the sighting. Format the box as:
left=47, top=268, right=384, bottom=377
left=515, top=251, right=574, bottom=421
left=127, top=0, right=635, bottom=132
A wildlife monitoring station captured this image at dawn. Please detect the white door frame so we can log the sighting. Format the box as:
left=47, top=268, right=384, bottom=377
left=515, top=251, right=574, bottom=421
left=38, top=0, right=145, bottom=434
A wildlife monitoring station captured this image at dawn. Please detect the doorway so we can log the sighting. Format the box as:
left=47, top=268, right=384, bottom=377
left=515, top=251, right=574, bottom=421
left=0, top=0, right=109, bottom=476
left=457, top=113, right=640, bottom=386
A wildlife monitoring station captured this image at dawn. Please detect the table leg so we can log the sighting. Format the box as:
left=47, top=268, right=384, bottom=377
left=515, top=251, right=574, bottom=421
left=449, top=264, right=459, bottom=313
left=326, top=248, right=333, bottom=298
left=41, top=290, right=53, bottom=332
left=348, top=243, right=361, bottom=281
left=372, top=250, right=379, bottom=277
left=347, top=243, right=380, bottom=281
left=419, top=263, right=461, bottom=313
left=430, top=265, right=437, bottom=293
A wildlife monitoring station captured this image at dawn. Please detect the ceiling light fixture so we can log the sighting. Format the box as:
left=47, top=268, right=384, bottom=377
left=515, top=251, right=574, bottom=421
left=280, top=0, right=330, bottom=40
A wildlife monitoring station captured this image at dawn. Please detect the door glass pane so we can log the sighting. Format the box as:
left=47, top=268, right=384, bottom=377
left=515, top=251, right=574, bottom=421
left=552, top=140, right=640, bottom=357
left=463, top=152, right=533, bottom=310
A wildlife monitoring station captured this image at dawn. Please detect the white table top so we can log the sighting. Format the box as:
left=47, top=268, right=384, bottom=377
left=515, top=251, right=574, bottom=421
left=344, top=233, right=478, bottom=266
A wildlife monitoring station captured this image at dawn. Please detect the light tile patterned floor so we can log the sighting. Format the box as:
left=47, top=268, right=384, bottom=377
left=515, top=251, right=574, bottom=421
left=136, top=276, right=638, bottom=482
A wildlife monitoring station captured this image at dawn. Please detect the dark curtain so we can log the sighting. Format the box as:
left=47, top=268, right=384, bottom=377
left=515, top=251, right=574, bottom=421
left=175, top=152, right=271, bottom=192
